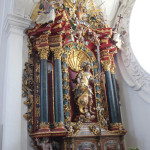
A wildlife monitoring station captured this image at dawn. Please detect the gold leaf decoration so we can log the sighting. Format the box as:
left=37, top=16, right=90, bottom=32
left=67, top=49, right=91, bottom=72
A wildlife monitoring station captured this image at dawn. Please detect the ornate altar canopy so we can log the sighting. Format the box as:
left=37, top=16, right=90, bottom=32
left=23, top=0, right=126, bottom=149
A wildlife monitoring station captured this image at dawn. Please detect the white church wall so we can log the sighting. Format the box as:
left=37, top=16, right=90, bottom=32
left=1, top=15, right=30, bottom=150
left=0, top=0, right=17, bottom=126
left=0, top=32, right=8, bottom=150
left=115, top=64, right=150, bottom=150
left=0, top=0, right=32, bottom=149
left=0, top=125, right=2, bottom=150
left=2, top=26, right=23, bottom=150
left=0, top=1, right=31, bottom=148
left=0, top=0, right=9, bottom=126
left=13, top=0, right=26, bottom=16
left=0, top=0, right=34, bottom=150
left=114, top=0, right=150, bottom=149
left=0, top=1, right=13, bottom=149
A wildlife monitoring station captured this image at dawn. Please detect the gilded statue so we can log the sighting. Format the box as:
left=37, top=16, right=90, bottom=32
left=73, top=61, right=101, bottom=121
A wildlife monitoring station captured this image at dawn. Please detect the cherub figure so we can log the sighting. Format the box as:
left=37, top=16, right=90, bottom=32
left=35, top=138, right=53, bottom=150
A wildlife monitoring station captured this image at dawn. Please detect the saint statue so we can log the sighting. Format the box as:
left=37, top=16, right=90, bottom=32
left=36, top=0, right=56, bottom=24
left=73, top=61, right=100, bottom=121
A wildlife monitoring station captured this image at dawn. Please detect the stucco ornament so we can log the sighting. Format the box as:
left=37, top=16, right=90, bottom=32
left=114, top=0, right=150, bottom=103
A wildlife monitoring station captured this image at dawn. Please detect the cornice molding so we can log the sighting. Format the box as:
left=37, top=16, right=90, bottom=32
left=3, top=14, right=31, bottom=36
left=115, top=0, right=150, bottom=103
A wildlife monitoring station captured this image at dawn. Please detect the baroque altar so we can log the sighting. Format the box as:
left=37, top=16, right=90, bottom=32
left=23, top=0, right=126, bottom=149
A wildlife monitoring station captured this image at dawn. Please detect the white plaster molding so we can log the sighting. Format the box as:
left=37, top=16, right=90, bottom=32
left=1, top=12, right=31, bottom=150
left=3, top=14, right=31, bottom=36
left=114, top=0, right=150, bottom=103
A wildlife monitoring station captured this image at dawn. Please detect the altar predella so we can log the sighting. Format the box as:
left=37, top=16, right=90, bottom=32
left=22, top=0, right=126, bottom=149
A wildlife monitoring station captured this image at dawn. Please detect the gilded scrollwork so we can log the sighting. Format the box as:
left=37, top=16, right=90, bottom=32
left=64, top=104, right=71, bottom=112
left=62, top=76, right=69, bottom=82
left=22, top=49, right=34, bottom=133
left=68, top=122, right=82, bottom=136
left=63, top=95, right=70, bottom=100
left=62, top=52, right=71, bottom=126
left=35, top=60, right=41, bottom=130
left=23, top=39, right=41, bottom=132
left=89, top=124, right=100, bottom=135
left=64, top=116, right=71, bottom=125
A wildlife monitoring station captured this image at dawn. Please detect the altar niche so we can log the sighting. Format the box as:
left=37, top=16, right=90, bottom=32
left=62, top=42, right=103, bottom=125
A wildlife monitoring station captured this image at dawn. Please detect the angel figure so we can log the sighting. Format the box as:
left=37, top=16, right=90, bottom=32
left=73, top=61, right=101, bottom=121
left=36, top=0, right=56, bottom=24
left=35, top=138, right=53, bottom=150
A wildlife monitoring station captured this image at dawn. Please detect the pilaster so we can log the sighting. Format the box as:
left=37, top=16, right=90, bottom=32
left=2, top=14, right=31, bottom=150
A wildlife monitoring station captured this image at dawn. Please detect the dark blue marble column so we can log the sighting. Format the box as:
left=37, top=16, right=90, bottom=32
left=54, top=51, right=64, bottom=125
left=105, top=71, right=117, bottom=124
left=111, top=73, right=122, bottom=123
left=37, top=46, right=49, bottom=126
left=40, top=59, right=49, bottom=123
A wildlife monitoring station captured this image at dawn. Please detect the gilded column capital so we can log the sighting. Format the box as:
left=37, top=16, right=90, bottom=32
left=101, top=60, right=111, bottom=72
left=110, top=63, right=116, bottom=74
left=52, top=48, right=64, bottom=60
left=37, top=46, right=50, bottom=60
